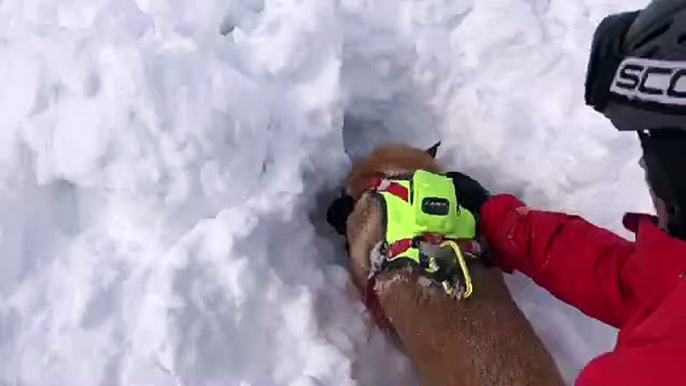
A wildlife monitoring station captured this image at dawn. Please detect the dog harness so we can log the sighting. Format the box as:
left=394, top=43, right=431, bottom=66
left=366, top=169, right=478, bottom=299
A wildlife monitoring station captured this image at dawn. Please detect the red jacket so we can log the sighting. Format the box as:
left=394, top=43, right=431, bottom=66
left=481, top=194, right=686, bottom=386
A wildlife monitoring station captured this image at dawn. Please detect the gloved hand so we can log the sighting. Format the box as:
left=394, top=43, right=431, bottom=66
left=446, top=171, right=491, bottom=216
left=446, top=171, right=494, bottom=268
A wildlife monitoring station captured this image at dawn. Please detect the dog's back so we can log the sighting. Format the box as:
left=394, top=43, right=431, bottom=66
left=345, top=144, right=443, bottom=199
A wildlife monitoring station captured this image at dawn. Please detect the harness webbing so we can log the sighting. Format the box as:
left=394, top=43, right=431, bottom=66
left=370, top=176, right=409, bottom=201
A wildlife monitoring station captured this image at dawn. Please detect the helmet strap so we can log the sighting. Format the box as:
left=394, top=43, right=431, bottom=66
left=639, top=129, right=686, bottom=240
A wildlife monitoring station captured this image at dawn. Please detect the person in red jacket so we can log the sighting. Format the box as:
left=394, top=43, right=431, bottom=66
left=447, top=1, right=686, bottom=384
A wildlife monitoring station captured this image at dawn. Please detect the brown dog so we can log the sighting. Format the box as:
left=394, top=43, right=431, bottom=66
left=341, top=143, right=564, bottom=386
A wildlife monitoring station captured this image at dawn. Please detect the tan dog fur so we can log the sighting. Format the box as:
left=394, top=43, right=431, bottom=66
left=343, top=143, right=565, bottom=386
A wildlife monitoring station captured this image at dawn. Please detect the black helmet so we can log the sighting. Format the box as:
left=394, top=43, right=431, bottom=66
left=584, top=0, right=686, bottom=239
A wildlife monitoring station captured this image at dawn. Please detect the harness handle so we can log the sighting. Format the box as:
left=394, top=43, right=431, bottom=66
left=439, top=240, right=474, bottom=299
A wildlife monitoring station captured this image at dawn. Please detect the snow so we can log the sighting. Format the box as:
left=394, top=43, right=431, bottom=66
left=0, top=0, right=654, bottom=385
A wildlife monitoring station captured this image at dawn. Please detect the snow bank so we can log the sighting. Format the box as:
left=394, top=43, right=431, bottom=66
left=0, top=0, right=414, bottom=384
left=0, top=0, right=654, bottom=384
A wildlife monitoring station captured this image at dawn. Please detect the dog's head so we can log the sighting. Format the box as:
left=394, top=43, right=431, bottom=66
left=326, top=142, right=443, bottom=238
left=344, top=142, right=443, bottom=200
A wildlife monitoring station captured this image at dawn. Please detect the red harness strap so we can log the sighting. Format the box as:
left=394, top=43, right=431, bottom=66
left=387, top=239, right=414, bottom=259
left=370, top=176, right=409, bottom=201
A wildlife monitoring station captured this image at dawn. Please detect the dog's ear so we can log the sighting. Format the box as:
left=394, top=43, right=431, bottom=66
left=425, top=141, right=441, bottom=158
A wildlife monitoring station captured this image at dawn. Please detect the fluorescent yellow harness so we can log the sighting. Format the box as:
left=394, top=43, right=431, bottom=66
left=368, top=170, right=478, bottom=299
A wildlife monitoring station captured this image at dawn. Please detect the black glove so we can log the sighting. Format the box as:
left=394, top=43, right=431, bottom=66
left=446, top=171, right=491, bottom=216
left=326, top=193, right=355, bottom=236
left=446, top=172, right=495, bottom=268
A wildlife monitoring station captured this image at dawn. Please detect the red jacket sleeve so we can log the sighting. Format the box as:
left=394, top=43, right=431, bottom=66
left=480, top=194, right=639, bottom=329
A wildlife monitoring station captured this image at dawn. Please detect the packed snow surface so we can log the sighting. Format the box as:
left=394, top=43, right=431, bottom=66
left=0, top=0, right=654, bottom=384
